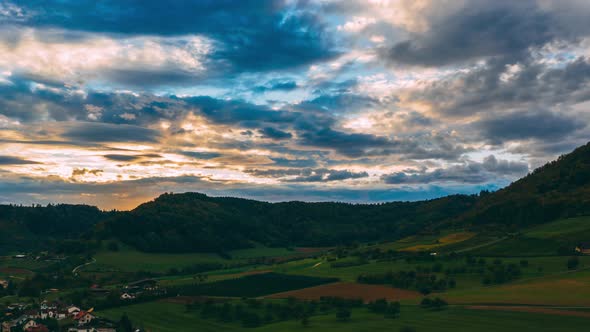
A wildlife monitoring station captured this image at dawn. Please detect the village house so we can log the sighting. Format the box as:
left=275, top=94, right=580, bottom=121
left=120, top=292, right=136, bottom=300
left=0, top=280, right=8, bottom=289
left=24, top=325, right=48, bottom=332
left=39, top=309, right=67, bottom=321
left=1, top=316, right=32, bottom=332
left=67, top=306, right=81, bottom=317
left=21, top=320, right=39, bottom=331
left=74, top=311, right=95, bottom=325
left=575, top=242, right=590, bottom=254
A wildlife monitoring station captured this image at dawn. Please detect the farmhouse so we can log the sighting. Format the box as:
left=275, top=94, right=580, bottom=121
left=67, top=305, right=81, bottom=316
left=1, top=316, right=40, bottom=332
left=0, top=279, right=8, bottom=289
left=120, top=292, right=136, bottom=300
left=25, top=325, right=49, bottom=332
left=575, top=242, right=590, bottom=254
left=74, top=311, right=95, bottom=325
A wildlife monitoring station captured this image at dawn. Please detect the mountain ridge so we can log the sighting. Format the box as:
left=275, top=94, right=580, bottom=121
left=1, top=141, right=589, bottom=253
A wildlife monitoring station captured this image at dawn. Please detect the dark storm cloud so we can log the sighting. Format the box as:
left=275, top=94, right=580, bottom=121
left=0, top=156, right=40, bottom=165
left=477, top=110, right=584, bottom=144
left=383, top=1, right=563, bottom=67
left=383, top=155, right=528, bottom=185
left=62, top=122, right=161, bottom=143
left=259, top=127, right=293, bottom=140
left=10, top=0, right=337, bottom=72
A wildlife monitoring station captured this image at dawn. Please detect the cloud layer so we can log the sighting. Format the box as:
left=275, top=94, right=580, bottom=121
left=0, top=0, right=589, bottom=209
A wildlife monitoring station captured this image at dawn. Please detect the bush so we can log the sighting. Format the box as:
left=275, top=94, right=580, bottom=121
left=567, top=256, right=580, bottom=270
left=108, top=241, right=119, bottom=251
left=336, top=307, right=351, bottom=322
left=420, top=297, right=447, bottom=310
left=400, top=327, right=416, bottom=332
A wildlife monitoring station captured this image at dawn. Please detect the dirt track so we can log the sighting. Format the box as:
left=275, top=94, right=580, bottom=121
left=466, top=305, right=590, bottom=318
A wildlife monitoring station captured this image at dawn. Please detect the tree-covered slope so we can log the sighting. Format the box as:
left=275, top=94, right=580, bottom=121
left=2, top=141, right=590, bottom=253
left=457, top=142, right=590, bottom=229
left=0, top=204, right=107, bottom=251
left=102, top=193, right=476, bottom=252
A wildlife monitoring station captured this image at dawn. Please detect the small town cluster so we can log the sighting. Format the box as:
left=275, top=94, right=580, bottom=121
left=1, top=301, right=114, bottom=332
left=0, top=279, right=162, bottom=332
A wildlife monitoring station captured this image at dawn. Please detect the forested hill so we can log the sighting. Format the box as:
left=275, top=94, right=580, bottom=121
left=2, top=141, right=589, bottom=253
left=101, top=141, right=590, bottom=253
left=456, top=141, right=590, bottom=229
left=0, top=204, right=108, bottom=251
left=102, top=193, right=476, bottom=253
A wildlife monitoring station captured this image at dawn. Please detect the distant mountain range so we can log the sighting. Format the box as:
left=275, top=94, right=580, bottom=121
left=1, top=142, right=589, bottom=253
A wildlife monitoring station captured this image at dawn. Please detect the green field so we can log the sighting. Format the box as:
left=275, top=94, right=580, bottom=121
left=99, top=301, right=590, bottom=332
left=88, top=245, right=301, bottom=273
left=229, top=247, right=294, bottom=259
left=525, top=216, right=590, bottom=240
left=445, top=268, right=590, bottom=306
left=467, top=217, right=590, bottom=256
left=89, top=248, right=226, bottom=273
left=271, top=255, right=590, bottom=285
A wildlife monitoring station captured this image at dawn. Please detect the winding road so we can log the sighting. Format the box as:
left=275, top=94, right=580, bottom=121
left=72, top=258, right=96, bottom=275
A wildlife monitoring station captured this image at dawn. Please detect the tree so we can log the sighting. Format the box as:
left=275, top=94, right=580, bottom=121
left=400, top=327, right=416, bottom=332
left=108, top=241, right=119, bottom=251
left=118, top=313, right=133, bottom=332
left=385, top=302, right=401, bottom=318
left=336, top=307, right=351, bottom=322
left=567, top=256, right=580, bottom=270
left=241, top=312, right=261, bottom=328
left=301, top=314, right=310, bottom=327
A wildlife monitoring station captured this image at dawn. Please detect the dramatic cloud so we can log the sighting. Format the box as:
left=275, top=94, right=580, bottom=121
left=3, top=0, right=337, bottom=74
left=383, top=155, right=529, bottom=185
left=0, top=1, right=588, bottom=208
left=477, top=110, right=584, bottom=144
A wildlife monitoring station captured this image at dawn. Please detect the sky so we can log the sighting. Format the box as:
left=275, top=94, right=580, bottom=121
left=0, top=0, right=589, bottom=210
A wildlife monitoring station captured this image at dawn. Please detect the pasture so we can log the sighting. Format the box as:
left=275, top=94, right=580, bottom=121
left=90, top=248, right=225, bottom=273
left=445, top=269, right=590, bottom=306
left=98, top=301, right=590, bottom=332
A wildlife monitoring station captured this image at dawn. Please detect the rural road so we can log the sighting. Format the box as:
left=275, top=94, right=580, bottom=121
left=72, top=258, right=96, bottom=275
left=455, top=237, right=508, bottom=253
